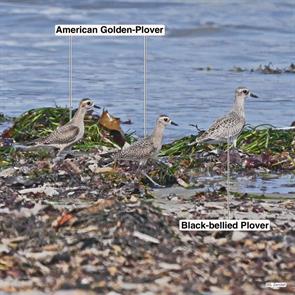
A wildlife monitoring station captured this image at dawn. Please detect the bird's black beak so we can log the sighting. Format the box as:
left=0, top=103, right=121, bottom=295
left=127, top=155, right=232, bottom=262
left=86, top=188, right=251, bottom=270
left=250, top=93, right=258, bottom=98
left=93, top=105, right=101, bottom=109
left=171, top=121, right=178, bottom=126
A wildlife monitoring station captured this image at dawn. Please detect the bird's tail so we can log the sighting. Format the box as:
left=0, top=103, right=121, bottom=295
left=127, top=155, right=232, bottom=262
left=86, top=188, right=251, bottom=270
left=12, top=142, right=56, bottom=153
left=189, top=134, right=208, bottom=146
left=189, top=133, right=215, bottom=146
left=99, top=148, right=119, bottom=158
left=12, top=135, right=41, bottom=148
left=99, top=142, right=129, bottom=159
left=13, top=143, right=36, bottom=150
left=188, top=138, right=200, bottom=146
left=98, top=149, right=122, bottom=167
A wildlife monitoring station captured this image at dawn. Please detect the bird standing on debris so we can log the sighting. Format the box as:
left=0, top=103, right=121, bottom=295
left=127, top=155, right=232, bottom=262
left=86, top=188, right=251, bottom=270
left=113, top=114, right=178, bottom=186
left=190, top=87, right=258, bottom=148
left=32, top=98, right=100, bottom=157
left=189, top=87, right=258, bottom=220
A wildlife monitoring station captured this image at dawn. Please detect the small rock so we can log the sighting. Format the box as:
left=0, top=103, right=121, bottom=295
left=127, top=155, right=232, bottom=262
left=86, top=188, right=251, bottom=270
left=204, top=236, right=216, bottom=244
left=158, top=262, right=181, bottom=270
left=129, top=195, right=138, bottom=203
left=88, top=163, right=98, bottom=172
left=232, top=231, right=248, bottom=242
left=18, top=185, right=58, bottom=197
left=94, top=167, right=114, bottom=173
left=0, top=167, right=17, bottom=178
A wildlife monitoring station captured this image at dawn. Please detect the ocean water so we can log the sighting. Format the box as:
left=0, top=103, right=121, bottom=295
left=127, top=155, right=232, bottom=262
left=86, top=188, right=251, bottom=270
left=0, top=0, right=295, bottom=141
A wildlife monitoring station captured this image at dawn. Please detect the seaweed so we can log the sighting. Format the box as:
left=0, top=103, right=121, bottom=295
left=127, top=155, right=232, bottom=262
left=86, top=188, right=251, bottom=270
left=9, top=107, right=70, bottom=142
left=1, top=106, right=295, bottom=173
left=161, top=125, right=295, bottom=157
left=195, top=63, right=295, bottom=74
left=237, top=124, right=294, bottom=154
left=0, top=107, right=136, bottom=167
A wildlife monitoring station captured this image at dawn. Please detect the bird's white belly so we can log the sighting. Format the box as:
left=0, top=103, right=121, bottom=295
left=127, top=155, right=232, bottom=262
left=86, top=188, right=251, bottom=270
left=75, top=128, right=84, bottom=143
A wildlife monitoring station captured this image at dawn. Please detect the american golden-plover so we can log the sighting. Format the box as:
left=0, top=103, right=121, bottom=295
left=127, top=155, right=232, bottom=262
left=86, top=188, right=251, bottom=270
left=113, top=114, right=178, bottom=186
left=190, top=87, right=258, bottom=148
left=32, top=98, right=100, bottom=157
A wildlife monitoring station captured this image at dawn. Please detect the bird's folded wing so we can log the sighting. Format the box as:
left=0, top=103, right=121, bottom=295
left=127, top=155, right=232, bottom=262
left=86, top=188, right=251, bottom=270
left=117, top=138, right=156, bottom=159
left=36, top=125, right=80, bottom=145
left=200, top=113, right=244, bottom=140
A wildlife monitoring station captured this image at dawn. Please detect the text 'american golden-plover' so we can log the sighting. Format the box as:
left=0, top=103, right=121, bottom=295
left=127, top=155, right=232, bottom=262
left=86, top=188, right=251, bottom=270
left=32, top=98, right=100, bottom=157
left=190, top=87, right=258, bottom=148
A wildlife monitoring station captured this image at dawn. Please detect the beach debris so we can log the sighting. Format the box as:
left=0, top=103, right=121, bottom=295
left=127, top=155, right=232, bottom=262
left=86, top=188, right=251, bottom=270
left=18, top=185, right=58, bottom=197
left=0, top=148, right=294, bottom=294
left=133, top=231, right=160, bottom=244
left=232, top=231, right=248, bottom=242
left=195, top=63, right=295, bottom=74
left=0, top=167, right=17, bottom=178
left=0, top=107, right=135, bottom=167
left=98, top=110, right=127, bottom=147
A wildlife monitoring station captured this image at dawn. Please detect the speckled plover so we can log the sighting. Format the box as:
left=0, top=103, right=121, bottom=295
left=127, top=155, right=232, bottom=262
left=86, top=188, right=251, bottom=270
left=190, top=87, right=258, bottom=147
left=114, top=114, right=178, bottom=186
left=33, top=98, right=100, bottom=157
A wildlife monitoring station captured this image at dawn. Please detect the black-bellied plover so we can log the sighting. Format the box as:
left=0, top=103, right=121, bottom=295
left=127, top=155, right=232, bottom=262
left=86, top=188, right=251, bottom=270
left=113, top=114, right=178, bottom=186
left=32, top=98, right=100, bottom=157
left=190, top=87, right=258, bottom=148
left=190, top=87, right=258, bottom=220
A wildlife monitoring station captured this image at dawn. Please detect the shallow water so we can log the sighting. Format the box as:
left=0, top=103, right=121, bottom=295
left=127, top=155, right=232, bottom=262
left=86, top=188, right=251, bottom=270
left=196, top=173, right=295, bottom=197
left=1, top=0, right=295, bottom=141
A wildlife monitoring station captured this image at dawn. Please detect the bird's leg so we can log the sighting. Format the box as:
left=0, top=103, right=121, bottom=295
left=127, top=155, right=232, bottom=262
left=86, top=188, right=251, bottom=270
left=141, top=171, right=165, bottom=188
left=136, top=160, right=146, bottom=174
left=224, top=140, right=240, bottom=156
left=53, top=147, right=68, bottom=164
left=225, top=138, right=243, bottom=156
left=56, top=148, right=65, bottom=158
left=233, top=138, right=237, bottom=149
left=62, top=146, right=75, bottom=157
left=226, top=133, right=232, bottom=220
left=138, top=160, right=165, bottom=188
left=224, top=141, right=234, bottom=153
left=233, top=138, right=246, bottom=155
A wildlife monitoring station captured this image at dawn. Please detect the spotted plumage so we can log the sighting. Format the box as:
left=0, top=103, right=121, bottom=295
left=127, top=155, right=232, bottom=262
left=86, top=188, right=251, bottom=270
left=197, top=111, right=245, bottom=144
left=36, top=125, right=80, bottom=147
left=114, top=136, right=157, bottom=164
left=32, top=98, right=100, bottom=156
left=114, top=115, right=178, bottom=165
left=190, top=87, right=258, bottom=147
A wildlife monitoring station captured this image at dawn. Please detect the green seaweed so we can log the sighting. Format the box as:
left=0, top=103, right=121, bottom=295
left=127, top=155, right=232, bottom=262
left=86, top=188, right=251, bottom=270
left=9, top=107, right=134, bottom=148
left=237, top=125, right=294, bottom=154
left=1, top=106, right=295, bottom=171
left=0, top=146, right=15, bottom=168
left=161, top=125, right=294, bottom=157
left=10, top=107, right=71, bottom=142
left=0, top=107, right=135, bottom=167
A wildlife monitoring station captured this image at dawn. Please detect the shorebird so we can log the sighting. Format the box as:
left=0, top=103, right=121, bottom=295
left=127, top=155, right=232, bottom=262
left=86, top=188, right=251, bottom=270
left=113, top=114, right=178, bottom=186
left=32, top=98, right=100, bottom=157
left=190, top=87, right=258, bottom=148
left=190, top=87, right=258, bottom=219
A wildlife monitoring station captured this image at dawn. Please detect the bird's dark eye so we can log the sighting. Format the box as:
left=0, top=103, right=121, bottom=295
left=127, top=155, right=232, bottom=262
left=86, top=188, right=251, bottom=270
left=87, top=101, right=91, bottom=105
left=243, top=90, right=249, bottom=95
left=164, top=118, right=169, bottom=122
